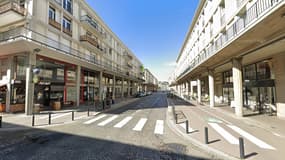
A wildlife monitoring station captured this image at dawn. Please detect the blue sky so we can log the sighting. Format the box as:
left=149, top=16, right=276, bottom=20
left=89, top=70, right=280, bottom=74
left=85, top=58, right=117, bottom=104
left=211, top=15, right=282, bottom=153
left=86, top=0, right=199, bottom=81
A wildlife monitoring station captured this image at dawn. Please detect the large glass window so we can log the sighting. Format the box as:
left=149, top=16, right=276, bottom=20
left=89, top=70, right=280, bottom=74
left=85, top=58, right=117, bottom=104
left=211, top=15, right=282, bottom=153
left=223, top=70, right=232, bottom=84
left=257, top=61, right=271, bottom=80
left=0, top=58, right=8, bottom=78
left=243, top=64, right=256, bottom=81
left=15, top=56, right=26, bottom=79
left=49, top=6, right=55, bottom=20
left=63, top=0, right=72, bottom=13
left=62, top=17, right=71, bottom=30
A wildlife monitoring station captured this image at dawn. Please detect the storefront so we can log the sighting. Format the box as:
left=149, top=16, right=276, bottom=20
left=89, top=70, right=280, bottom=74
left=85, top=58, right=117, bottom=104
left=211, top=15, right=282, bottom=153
left=243, top=60, right=276, bottom=113
left=80, top=69, right=99, bottom=105
left=222, top=70, right=234, bottom=105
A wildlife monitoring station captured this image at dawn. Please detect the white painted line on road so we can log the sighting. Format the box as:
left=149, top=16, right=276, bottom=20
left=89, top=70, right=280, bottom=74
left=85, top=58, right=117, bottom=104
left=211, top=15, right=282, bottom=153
left=154, top=120, right=164, bottom=135
left=133, top=118, right=147, bottom=131
left=208, top=123, right=239, bottom=145
left=83, top=115, right=106, bottom=124
left=98, top=115, right=119, bottom=126
left=74, top=115, right=86, bottom=120
left=51, top=112, right=71, bottom=120
left=114, top=116, right=132, bottom=128
left=227, top=125, right=276, bottom=150
left=179, top=122, right=195, bottom=132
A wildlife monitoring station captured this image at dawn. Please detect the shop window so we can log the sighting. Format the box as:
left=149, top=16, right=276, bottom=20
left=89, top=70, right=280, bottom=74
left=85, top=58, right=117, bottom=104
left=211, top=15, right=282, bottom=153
left=257, top=61, right=271, bottom=80
left=243, top=64, right=256, bottom=81
left=223, top=70, right=233, bottom=84
left=11, top=83, right=25, bottom=104
left=0, top=58, right=8, bottom=78
left=15, top=56, right=26, bottom=79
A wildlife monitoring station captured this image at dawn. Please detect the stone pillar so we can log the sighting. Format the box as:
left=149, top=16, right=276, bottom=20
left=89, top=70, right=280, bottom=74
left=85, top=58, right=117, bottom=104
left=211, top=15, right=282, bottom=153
left=75, top=65, right=81, bottom=106
left=190, top=81, right=194, bottom=100
left=112, top=75, right=116, bottom=100
left=187, top=81, right=191, bottom=99
left=99, top=71, right=103, bottom=101
left=25, top=52, right=36, bottom=115
left=274, top=54, right=285, bottom=119
left=127, top=80, right=130, bottom=97
left=232, top=58, right=243, bottom=117
left=208, top=70, right=215, bottom=108
left=197, top=78, right=201, bottom=103
left=121, top=78, right=124, bottom=98
left=5, top=57, right=13, bottom=112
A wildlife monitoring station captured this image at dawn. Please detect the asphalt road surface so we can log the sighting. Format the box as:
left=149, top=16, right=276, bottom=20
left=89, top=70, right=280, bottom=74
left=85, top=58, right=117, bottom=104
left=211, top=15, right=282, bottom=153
left=0, top=92, right=211, bottom=160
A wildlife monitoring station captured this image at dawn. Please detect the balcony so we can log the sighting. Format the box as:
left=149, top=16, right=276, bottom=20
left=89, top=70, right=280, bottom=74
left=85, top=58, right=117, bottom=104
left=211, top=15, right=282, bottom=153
left=80, top=34, right=106, bottom=54
left=62, top=27, right=72, bottom=37
left=177, top=0, right=284, bottom=81
left=80, top=15, right=106, bottom=38
left=49, top=18, right=61, bottom=30
left=0, top=1, right=26, bottom=26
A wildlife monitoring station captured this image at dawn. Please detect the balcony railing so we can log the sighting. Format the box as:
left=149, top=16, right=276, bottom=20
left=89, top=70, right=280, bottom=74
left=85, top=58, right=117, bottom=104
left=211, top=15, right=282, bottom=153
left=62, top=27, right=72, bottom=37
left=177, top=0, right=283, bottom=80
left=49, top=18, right=61, bottom=30
left=80, top=15, right=105, bottom=37
left=80, top=35, right=99, bottom=48
left=0, top=1, right=26, bottom=16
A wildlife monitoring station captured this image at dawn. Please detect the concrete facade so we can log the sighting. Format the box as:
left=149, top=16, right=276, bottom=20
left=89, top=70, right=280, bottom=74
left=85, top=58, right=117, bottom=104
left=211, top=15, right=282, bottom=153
left=0, top=0, right=147, bottom=114
left=170, top=0, right=285, bottom=118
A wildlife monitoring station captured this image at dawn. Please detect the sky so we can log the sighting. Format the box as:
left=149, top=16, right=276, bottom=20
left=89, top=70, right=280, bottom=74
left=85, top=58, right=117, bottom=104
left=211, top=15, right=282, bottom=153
left=86, top=0, right=199, bottom=81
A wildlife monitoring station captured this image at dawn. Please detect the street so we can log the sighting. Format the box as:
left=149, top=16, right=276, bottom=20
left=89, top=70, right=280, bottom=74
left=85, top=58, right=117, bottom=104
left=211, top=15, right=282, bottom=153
left=0, top=93, right=210, bottom=160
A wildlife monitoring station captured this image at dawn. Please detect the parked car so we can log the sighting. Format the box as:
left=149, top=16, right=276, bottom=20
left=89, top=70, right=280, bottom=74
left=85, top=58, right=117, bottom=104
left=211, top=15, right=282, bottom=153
left=146, top=91, right=152, bottom=96
left=134, top=91, right=146, bottom=97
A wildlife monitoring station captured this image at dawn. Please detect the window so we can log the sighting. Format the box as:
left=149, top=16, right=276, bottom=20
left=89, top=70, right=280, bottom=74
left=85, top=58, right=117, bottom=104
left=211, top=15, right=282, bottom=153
left=243, top=64, right=256, bottom=81
left=223, top=70, right=233, bottom=84
left=62, top=17, right=71, bottom=30
left=49, top=7, right=55, bottom=20
left=63, top=0, right=72, bottom=13
left=257, top=61, right=271, bottom=80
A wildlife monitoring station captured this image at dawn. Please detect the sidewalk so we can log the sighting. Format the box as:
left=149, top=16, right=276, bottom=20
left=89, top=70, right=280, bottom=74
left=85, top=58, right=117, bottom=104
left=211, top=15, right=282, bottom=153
left=0, top=97, right=140, bottom=131
left=166, top=96, right=285, bottom=160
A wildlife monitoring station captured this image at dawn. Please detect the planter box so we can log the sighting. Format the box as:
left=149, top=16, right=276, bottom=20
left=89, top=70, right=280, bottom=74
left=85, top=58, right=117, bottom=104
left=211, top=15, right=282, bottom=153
left=10, top=104, right=25, bottom=113
left=0, top=104, right=6, bottom=112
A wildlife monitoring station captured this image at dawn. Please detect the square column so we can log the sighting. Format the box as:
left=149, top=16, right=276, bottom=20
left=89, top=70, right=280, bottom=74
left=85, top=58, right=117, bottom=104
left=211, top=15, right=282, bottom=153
left=127, top=80, right=130, bottom=97
left=75, top=65, right=81, bottom=107
left=190, top=81, right=194, bottom=100
left=208, top=70, right=215, bottom=108
left=121, top=78, right=124, bottom=98
left=5, top=57, right=13, bottom=112
left=99, top=71, right=103, bottom=101
left=112, top=75, right=116, bottom=100
left=232, top=58, right=243, bottom=117
left=197, top=78, right=201, bottom=103
left=25, top=52, right=36, bottom=115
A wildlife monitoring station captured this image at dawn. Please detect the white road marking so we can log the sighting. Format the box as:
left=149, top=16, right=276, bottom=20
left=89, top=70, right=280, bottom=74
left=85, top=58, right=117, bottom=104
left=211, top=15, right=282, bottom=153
left=98, top=115, right=118, bottom=126
left=227, top=125, right=276, bottom=150
left=179, top=122, right=195, bottom=132
left=133, top=118, right=147, bottom=131
left=154, top=120, right=164, bottom=135
left=83, top=115, right=106, bottom=124
left=51, top=112, right=71, bottom=120
left=114, top=116, right=132, bottom=128
left=208, top=123, right=239, bottom=144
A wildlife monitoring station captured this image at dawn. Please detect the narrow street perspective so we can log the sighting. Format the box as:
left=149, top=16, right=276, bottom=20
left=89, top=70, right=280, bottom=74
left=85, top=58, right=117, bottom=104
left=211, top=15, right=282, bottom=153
left=1, top=0, right=285, bottom=159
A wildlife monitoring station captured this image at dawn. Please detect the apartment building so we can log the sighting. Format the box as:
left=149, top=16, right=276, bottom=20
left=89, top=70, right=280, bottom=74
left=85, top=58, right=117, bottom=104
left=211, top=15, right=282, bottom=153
left=172, top=0, right=285, bottom=118
left=143, top=69, right=158, bottom=92
left=0, top=0, right=144, bottom=114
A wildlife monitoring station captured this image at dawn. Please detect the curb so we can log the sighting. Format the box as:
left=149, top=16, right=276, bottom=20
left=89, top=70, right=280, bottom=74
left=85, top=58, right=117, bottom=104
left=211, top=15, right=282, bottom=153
left=166, top=98, right=239, bottom=160
left=0, top=98, right=140, bottom=132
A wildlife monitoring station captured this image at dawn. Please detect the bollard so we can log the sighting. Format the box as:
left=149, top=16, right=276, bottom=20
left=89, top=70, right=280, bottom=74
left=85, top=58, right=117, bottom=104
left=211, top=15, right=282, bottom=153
left=0, top=116, right=2, bottom=128
left=185, top=120, right=189, bottom=134
left=239, top=137, right=245, bottom=159
left=205, top=127, right=209, bottom=144
left=48, top=112, right=51, bottom=125
left=175, top=113, right=178, bottom=124
left=87, top=108, right=90, bottom=117
left=72, top=111, right=74, bottom=121
left=32, top=114, right=35, bottom=126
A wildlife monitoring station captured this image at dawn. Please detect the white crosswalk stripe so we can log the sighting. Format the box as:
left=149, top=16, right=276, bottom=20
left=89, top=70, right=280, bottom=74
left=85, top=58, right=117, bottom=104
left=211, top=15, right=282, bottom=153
left=179, top=122, right=195, bottom=133
left=208, top=123, right=239, bottom=145
left=98, top=115, right=118, bottom=126
left=133, top=118, right=147, bottom=131
left=114, top=116, right=132, bottom=128
left=51, top=112, right=71, bottom=120
left=154, top=120, right=164, bottom=135
left=83, top=115, right=106, bottom=124
left=227, top=125, right=276, bottom=150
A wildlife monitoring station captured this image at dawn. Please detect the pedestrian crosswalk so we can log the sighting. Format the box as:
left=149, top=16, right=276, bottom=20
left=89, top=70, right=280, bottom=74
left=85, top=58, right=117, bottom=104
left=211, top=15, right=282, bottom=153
left=83, top=115, right=164, bottom=135
left=206, top=122, right=275, bottom=150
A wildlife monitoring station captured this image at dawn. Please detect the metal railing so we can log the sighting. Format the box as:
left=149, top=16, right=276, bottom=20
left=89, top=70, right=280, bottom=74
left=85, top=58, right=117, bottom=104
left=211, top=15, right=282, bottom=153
left=80, top=15, right=105, bottom=37
left=0, top=27, right=143, bottom=79
left=177, top=0, right=283, bottom=80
